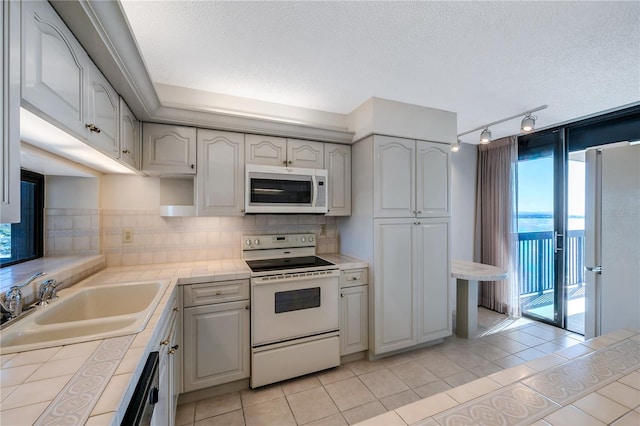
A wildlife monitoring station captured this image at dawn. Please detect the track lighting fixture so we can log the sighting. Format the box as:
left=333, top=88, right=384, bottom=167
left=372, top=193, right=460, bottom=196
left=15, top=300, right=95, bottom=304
left=451, top=139, right=461, bottom=152
left=457, top=105, right=548, bottom=144
left=520, top=114, right=536, bottom=132
left=480, top=128, right=492, bottom=144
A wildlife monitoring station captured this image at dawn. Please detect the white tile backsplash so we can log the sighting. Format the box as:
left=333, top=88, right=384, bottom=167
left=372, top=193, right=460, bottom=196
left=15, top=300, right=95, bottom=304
left=92, top=210, right=339, bottom=266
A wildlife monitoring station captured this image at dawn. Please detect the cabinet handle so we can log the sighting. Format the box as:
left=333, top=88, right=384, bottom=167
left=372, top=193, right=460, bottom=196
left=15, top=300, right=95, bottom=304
left=351, top=277, right=358, bottom=280
left=288, top=161, right=292, bottom=165
left=245, top=305, right=250, bottom=310
left=341, top=293, right=344, bottom=297
left=190, top=164, right=195, bottom=169
left=122, top=149, right=130, bottom=154
left=85, top=123, right=101, bottom=133
left=414, top=222, right=421, bottom=225
left=160, top=338, right=169, bottom=346
left=215, top=290, right=222, bottom=295
left=169, top=344, right=179, bottom=354
left=282, top=161, right=288, bottom=165
left=173, top=307, right=180, bottom=312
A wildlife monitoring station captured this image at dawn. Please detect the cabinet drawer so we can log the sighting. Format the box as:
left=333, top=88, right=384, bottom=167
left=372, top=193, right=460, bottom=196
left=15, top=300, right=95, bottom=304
left=341, top=269, right=368, bottom=288
left=183, top=280, right=249, bottom=307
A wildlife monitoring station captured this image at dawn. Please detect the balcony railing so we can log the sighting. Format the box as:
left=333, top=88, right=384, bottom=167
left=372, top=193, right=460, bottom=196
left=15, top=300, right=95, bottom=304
left=518, top=230, right=585, bottom=296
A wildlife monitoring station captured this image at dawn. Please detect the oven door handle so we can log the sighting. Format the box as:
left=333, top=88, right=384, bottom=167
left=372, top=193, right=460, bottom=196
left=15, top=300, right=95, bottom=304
left=252, top=271, right=339, bottom=285
left=311, top=175, right=318, bottom=207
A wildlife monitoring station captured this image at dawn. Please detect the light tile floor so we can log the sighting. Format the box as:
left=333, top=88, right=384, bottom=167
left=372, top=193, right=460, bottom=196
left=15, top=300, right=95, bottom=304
left=176, top=308, right=589, bottom=426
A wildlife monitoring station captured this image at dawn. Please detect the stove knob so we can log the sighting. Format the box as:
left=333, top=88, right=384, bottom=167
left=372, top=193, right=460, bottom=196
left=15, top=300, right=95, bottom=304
left=245, top=239, right=251, bottom=246
left=301, top=236, right=306, bottom=243
left=308, top=236, right=314, bottom=242
left=254, top=239, right=260, bottom=245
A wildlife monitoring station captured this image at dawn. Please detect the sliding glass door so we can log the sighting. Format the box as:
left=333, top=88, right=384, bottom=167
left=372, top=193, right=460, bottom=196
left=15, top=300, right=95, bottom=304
left=517, top=130, right=565, bottom=328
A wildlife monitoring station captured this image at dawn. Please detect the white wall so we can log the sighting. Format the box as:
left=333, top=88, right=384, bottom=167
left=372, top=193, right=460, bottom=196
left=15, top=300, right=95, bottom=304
left=101, top=175, right=160, bottom=209
left=46, top=176, right=98, bottom=209
left=450, top=142, right=478, bottom=309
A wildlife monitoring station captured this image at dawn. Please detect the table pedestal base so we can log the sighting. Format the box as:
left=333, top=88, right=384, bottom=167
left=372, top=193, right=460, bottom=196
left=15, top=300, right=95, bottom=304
left=456, top=278, right=478, bottom=339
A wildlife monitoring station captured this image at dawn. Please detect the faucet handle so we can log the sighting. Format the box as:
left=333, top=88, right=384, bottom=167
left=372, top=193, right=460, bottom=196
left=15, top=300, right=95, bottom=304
left=15, top=272, right=45, bottom=290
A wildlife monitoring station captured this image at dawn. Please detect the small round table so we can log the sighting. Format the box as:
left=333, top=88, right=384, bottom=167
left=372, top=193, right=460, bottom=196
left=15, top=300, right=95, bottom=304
left=451, top=259, right=508, bottom=339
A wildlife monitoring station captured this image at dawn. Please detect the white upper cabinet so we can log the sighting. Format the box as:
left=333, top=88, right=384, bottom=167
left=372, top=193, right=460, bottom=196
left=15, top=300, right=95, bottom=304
left=86, top=64, right=119, bottom=157
left=374, top=136, right=415, bottom=218
left=245, top=134, right=286, bottom=166
left=325, top=143, right=351, bottom=216
left=416, top=141, right=450, bottom=217
left=22, top=0, right=90, bottom=139
left=246, top=135, right=324, bottom=168
left=119, top=97, right=140, bottom=169
left=373, top=136, right=450, bottom=218
left=196, top=129, right=245, bottom=216
left=286, top=139, right=324, bottom=168
left=1, top=0, right=21, bottom=223
left=142, top=123, right=197, bottom=174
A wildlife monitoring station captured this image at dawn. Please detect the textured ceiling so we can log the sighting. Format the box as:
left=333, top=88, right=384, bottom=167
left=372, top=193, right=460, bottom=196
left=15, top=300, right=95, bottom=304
left=120, top=1, right=640, bottom=143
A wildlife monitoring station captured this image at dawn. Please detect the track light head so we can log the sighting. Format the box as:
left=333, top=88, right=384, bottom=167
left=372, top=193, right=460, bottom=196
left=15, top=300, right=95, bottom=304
left=480, top=128, right=491, bottom=144
left=451, top=139, right=461, bottom=152
left=521, top=114, right=536, bottom=132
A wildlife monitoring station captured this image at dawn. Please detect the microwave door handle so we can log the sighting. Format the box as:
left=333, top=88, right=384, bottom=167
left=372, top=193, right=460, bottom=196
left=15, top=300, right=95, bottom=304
left=311, top=175, right=318, bottom=207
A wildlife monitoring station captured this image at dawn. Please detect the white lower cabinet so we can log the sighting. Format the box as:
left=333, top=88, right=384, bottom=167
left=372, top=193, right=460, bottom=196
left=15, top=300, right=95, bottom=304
left=373, top=218, right=451, bottom=354
left=152, top=292, right=180, bottom=426
left=340, top=285, right=368, bottom=356
left=183, top=281, right=250, bottom=392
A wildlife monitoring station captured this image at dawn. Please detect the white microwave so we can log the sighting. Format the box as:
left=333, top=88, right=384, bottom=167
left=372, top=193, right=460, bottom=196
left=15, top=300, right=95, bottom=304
left=245, top=164, right=328, bottom=214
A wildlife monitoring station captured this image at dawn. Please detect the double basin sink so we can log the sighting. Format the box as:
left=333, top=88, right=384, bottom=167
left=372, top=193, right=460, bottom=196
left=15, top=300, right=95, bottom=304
left=0, top=280, right=170, bottom=355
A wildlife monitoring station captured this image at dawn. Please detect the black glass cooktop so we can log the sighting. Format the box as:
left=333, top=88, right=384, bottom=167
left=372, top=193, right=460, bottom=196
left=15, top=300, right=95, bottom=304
left=246, top=256, right=334, bottom=273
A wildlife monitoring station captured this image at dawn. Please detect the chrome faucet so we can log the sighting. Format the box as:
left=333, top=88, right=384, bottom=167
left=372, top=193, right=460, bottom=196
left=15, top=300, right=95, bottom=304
left=37, top=279, right=60, bottom=306
left=0, top=272, right=45, bottom=318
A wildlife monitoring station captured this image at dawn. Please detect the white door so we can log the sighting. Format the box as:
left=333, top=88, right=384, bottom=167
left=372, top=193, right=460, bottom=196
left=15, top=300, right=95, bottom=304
left=86, top=64, right=119, bottom=157
left=374, top=219, right=417, bottom=354
left=374, top=136, right=415, bottom=218
left=416, top=218, right=452, bottom=342
left=584, top=144, right=640, bottom=338
left=245, top=134, right=287, bottom=166
left=416, top=141, right=451, bottom=217
left=287, top=139, right=324, bottom=168
left=119, top=98, right=139, bottom=168
left=196, top=129, right=245, bottom=216
left=340, top=285, right=368, bottom=355
left=142, top=123, right=197, bottom=174
left=325, top=143, right=351, bottom=216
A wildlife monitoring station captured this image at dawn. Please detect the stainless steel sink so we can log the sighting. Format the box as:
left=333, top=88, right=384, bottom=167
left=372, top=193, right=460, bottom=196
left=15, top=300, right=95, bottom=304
left=0, top=280, right=170, bottom=355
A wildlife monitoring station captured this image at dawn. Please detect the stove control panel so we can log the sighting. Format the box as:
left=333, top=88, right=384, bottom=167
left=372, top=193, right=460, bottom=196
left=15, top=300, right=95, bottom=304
left=243, top=233, right=316, bottom=251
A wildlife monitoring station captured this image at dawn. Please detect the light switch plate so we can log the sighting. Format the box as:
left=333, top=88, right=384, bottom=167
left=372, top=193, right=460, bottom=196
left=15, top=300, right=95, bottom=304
left=122, top=228, right=134, bottom=243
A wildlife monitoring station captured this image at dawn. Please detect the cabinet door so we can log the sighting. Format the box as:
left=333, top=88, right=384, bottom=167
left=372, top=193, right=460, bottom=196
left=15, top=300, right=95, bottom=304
left=325, top=143, right=351, bottom=216
left=245, top=134, right=286, bottom=166
left=86, top=64, right=119, bottom=157
left=196, top=129, right=245, bottom=216
left=1, top=0, right=20, bottom=223
left=287, top=139, right=324, bottom=168
left=183, top=300, right=250, bottom=392
left=119, top=97, right=139, bottom=169
left=143, top=123, right=197, bottom=174
left=340, top=285, right=368, bottom=355
left=416, top=218, right=451, bottom=342
left=22, top=0, right=89, bottom=139
left=416, top=141, right=451, bottom=217
left=373, top=219, right=417, bottom=354
left=374, top=136, right=415, bottom=218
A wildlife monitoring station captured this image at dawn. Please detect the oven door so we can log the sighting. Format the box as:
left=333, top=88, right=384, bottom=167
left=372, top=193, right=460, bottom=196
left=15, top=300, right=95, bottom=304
left=251, top=270, right=340, bottom=346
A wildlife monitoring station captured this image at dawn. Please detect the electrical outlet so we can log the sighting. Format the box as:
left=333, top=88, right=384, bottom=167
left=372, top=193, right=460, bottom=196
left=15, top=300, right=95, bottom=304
left=320, top=224, right=327, bottom=236
left=122, top=228, right=134, bottom=243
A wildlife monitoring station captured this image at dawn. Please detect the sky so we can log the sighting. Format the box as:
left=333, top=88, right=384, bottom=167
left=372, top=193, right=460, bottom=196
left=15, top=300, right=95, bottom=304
left=517, top=157, right=585, bottom=217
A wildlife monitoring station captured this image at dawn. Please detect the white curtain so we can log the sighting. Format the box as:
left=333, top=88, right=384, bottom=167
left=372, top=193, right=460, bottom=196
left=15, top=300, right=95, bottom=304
left=474, top=136, right=520, bottom=316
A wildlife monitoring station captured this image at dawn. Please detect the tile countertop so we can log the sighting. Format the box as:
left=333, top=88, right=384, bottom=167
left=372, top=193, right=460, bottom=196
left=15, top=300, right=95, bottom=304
left=0, top=254, right=368, bottom=425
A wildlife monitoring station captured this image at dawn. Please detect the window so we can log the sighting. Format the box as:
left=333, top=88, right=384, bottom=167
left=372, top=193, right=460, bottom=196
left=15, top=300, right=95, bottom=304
left=0, top=170, right=44, bottom=267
